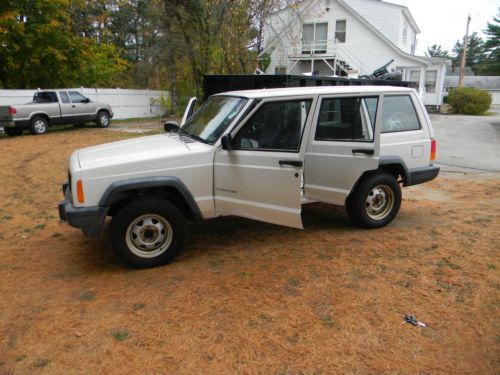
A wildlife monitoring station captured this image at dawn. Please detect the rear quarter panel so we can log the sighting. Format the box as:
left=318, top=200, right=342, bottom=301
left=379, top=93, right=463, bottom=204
left=380, top=93, right=433, bottom=170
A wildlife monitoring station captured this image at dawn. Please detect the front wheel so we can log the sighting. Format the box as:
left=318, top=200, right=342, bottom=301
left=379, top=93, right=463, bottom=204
left=346, top=172, right=401, bottom=228
left=110, top=198, right=187, bottom=268
left=96, top=111, right=111, bottom=128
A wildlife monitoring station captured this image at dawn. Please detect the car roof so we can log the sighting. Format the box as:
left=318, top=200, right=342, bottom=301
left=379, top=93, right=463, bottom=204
left=216, top=85, right=415, bottom=99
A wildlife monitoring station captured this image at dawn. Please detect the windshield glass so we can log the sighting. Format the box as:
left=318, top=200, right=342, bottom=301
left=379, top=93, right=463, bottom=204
left=181, top=96, right=248, bottom=144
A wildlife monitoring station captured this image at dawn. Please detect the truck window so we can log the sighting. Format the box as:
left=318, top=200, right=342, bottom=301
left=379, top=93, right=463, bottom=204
left=233, top=99, right=312, bottom=152
left=381, top=95, right=420, bottom=133
left=315, top=97, right=377, bottom=141
left=33, top=92, right=58, bottom=103
left=69, top=91, right=88, bottom=103
left=59, top=91, right=70, bottom=103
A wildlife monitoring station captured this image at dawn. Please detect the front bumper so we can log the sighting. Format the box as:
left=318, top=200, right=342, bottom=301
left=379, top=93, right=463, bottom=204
left=405, top=165, right=440, bottom=186
left=58, top=183, right=108, bottom=236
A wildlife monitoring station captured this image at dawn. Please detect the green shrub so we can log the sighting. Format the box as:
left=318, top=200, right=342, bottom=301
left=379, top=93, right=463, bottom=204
left=447, top=87, right=492, bottom=115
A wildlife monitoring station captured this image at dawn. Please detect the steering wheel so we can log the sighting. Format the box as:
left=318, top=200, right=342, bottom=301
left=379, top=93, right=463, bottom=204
left=384, top=112, right=412, bottom=132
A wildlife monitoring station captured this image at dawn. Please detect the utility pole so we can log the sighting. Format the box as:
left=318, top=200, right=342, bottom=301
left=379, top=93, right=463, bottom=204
left=459, top=14, right=471, bottom=88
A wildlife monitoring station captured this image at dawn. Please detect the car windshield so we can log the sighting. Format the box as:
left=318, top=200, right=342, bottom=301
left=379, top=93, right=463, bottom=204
left=181, top=96, right=248, bottom=144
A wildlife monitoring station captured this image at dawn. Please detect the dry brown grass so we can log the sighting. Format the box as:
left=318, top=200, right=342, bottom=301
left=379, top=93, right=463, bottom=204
left=0, top=127, right=499, bottom=374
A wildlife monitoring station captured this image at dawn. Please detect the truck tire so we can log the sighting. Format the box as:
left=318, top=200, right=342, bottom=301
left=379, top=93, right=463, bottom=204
left=30, top=116, right=48, bottom=135
left=3, top=127, right=23, bottom=136
left=110, top=198, right=187, bottom=268
left=346, top=171, right=401, bottom=228
left=96, top=110, right=110, bottom=128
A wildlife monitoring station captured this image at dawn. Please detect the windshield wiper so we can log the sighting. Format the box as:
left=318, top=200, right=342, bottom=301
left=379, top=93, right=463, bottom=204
left=178, top=128, right=208, bottom=144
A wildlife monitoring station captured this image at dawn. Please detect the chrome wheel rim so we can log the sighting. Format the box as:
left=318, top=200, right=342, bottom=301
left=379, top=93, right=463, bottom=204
left=34, top=120, right=46, bottom=133
left=100, top=114, right=109, bottom=126
left=125, top=214, right=173, bottom=258
left=365, top=185, right=394, bottom=220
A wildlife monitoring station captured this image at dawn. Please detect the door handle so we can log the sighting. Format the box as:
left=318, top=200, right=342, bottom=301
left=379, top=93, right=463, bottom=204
left=279, top=160, right=303, bottom=167
left=72, top=105, right=76, bottom=108
left=352, top=149, right=374, bottom=155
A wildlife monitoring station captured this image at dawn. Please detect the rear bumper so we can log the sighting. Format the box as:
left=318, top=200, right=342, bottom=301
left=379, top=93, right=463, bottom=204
left=405, top=165, right=440, bottom=186
left=0, top=121, right=16, bottom=128
left=58, top=183, right=108, bottom=236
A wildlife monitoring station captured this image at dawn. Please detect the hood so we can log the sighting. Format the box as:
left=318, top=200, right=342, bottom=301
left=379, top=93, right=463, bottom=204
left=77, top=133, right=209, bottom=171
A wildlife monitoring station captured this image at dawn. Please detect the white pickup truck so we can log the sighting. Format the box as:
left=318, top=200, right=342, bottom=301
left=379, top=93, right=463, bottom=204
left=59, top=86, right=439, bottom=268
left=0, top=90, right=113, bottom=136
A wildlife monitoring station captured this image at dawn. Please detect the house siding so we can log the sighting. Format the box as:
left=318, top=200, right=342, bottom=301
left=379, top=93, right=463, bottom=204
left=261, top=0, right=447, bottom=106
left=264, top=0, right=423, bottom=75
left=344, top=0, right=401, bottom=45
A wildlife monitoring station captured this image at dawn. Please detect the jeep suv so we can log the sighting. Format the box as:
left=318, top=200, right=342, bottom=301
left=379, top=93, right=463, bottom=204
left=59, top=86, right=439, bottom=268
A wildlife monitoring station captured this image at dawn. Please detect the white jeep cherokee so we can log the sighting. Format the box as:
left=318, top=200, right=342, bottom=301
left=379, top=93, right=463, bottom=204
left=59, top=86, right=439, bottom=268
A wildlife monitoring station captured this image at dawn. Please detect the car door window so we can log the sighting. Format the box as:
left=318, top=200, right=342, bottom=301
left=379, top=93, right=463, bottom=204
left=233, top=99, right=312, bottom=152
left=59, top=92, right=70, bottom=103
left=381, top=95, right=420, bottom=133
left=69, top=91, right=88, bottom=103
left=315, top=97, right=378, bottom=141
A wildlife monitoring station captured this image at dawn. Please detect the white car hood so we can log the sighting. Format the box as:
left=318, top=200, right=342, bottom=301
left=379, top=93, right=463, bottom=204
left=77, top=133, right=207, bottom=170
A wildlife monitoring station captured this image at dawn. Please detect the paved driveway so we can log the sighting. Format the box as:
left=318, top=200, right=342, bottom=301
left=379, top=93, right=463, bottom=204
left=431, top=111, right=500, bottom=173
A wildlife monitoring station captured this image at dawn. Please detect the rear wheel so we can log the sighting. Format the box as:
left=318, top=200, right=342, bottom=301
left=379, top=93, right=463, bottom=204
left=110, top=198, right=187, bottom=268
left=346, top=172, right=401, bottom=228
left=3, top=127, right=23, bottom=136
left=96, top=111, right=110, bottom=128
left=30, top=116, right=48, bottom=135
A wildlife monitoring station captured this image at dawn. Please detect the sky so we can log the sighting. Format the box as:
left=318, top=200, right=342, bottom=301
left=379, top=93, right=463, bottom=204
left=388, top=0, right=499, bottom=55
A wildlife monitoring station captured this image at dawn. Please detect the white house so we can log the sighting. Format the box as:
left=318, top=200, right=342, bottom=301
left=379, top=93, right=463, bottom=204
left=259, top=0, right=449, bottom=107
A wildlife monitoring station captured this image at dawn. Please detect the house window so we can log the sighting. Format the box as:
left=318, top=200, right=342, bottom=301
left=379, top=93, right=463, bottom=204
left=302, top=23, right=328, bottom=54
left=275, top=66, right=286, bottom=74
left=409, top=70, right=420, bottom=91
left=402, top=21, right=408, bottom=45
left=335, top=20, right=346, bottom=43
left=425, top=70, right=437, bottom=93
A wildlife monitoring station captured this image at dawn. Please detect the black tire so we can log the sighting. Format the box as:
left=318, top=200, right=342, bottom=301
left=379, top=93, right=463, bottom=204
left=3, top=127, right=23, bottom=136
left=96, top=110, right=111, bottom=128
left=110, top=198, right=187, bottom=268
left=30, top=116, right=48, bottom=135
left=346, top=171, right=401, bottom=228
left=359, top=75, right=372, bottom=80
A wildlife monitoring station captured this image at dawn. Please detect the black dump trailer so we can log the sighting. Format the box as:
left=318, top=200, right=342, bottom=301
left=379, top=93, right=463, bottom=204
left=203, top=74, right=415, bottom=99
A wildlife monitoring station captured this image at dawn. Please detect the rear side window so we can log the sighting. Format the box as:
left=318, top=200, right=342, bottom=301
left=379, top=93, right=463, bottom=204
left=382, top=95, right=420, bottom=133
left=315, top=96, right=378, bottom=141
left=33, top=92, right=58, bottom=103
left=59, top=92, right=70, bottom=103
left=69, top=91, right=87, bottom=103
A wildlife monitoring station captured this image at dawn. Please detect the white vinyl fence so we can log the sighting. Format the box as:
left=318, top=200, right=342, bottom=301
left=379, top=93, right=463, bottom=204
left=0, top=87, right=170, bottom=120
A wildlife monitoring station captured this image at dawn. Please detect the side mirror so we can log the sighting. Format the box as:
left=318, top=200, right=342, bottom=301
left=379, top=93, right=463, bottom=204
left=164, top=121, right=180, bottom=132
left=82, top=98, right=90, bottom=103
left=221, top=134, right=233, bottom=151
left=181, top=97, right=197, bottom=126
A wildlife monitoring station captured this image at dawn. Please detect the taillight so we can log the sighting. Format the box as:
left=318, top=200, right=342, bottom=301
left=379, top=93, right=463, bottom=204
left=8, top=107, right=17, bottom=115
left=430, top=138, right=436, bottom=161
left=76, top=179, right=85, bottom=204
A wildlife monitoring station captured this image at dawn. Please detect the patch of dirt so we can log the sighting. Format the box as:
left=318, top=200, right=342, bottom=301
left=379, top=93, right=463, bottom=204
left=0, top=128, right=499, bottom=374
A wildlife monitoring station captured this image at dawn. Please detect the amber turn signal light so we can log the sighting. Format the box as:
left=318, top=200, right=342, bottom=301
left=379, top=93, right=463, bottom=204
left=76, top=179, right=85, bottom=203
